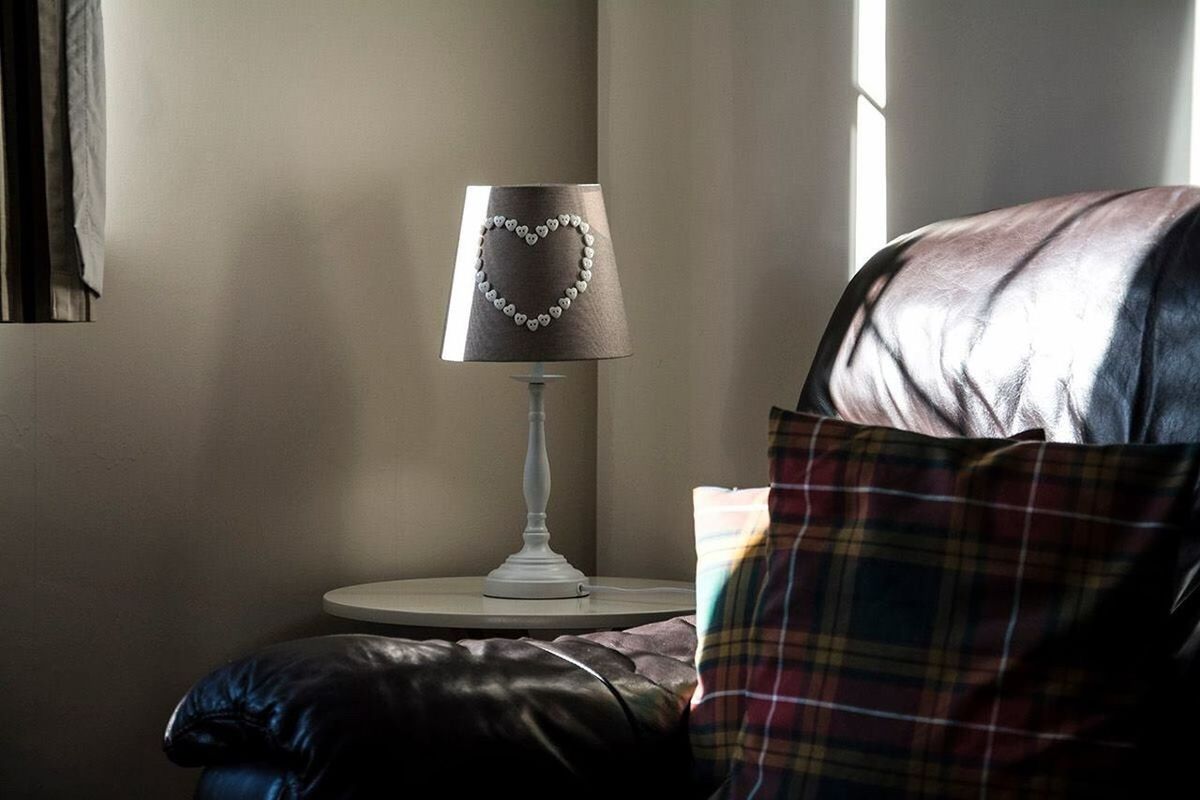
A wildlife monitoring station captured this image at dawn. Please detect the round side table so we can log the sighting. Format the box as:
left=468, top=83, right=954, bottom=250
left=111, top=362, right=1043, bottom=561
left=323, top=576, right=695, bottom=632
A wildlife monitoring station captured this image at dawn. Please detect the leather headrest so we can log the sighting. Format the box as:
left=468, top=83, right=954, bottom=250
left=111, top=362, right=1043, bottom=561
left=800, top=187, right=1200, bottom=444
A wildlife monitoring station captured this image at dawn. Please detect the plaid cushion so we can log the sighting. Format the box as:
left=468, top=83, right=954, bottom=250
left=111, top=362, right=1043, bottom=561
left=726, top=410, right=1200, bottom=799
left=690, top=432, right=1045, bottom=791
left=690, top=486, right=771, bottom=789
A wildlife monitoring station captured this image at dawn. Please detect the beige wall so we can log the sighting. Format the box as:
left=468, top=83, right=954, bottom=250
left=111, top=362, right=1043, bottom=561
left=0, top=1, right=597, bottom=796
left=890, top=0, right=1192, bottom=235
left=596, top=0, right=855, bottom=578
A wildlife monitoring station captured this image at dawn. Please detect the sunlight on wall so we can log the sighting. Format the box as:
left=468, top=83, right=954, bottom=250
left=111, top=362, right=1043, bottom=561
left=852, top=0, right=887, bottom=276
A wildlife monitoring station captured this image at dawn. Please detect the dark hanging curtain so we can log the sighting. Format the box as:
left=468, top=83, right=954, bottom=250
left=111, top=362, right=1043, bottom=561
left=0, top=0, right=104, bottom=323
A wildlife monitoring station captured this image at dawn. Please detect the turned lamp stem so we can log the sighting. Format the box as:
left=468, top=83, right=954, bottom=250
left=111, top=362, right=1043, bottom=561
left=482, top=362, right=587, bottom=599
left=523, top=362, right=550, bottom=549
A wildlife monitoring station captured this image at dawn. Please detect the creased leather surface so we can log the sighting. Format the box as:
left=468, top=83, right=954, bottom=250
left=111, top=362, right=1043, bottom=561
left=195, top=764, right=291, bottom=800
left=800, top=186, right=1200, bottom=445
left=166, top=616, right=699, bottom=799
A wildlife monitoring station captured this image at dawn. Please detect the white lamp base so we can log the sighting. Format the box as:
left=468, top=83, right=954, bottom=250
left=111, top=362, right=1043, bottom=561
left=484, top=364, right=588, bottom=600
left=483, top=553, right=587, bottom=599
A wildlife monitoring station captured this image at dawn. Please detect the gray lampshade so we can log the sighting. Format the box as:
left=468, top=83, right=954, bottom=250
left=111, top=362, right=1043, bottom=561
left=441, top=184, right=632, bottom=362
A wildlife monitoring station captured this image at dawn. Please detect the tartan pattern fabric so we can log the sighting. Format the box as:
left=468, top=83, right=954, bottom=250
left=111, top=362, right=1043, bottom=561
left=690, top=486, right=771, bottom=788
left=689, top=432, right=1045, bottom=791
left=725, top=410, right=1200, bottom=799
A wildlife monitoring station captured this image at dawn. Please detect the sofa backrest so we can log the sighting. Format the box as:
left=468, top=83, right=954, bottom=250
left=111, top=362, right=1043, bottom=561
left=799, top=187, right=1200, bottom=444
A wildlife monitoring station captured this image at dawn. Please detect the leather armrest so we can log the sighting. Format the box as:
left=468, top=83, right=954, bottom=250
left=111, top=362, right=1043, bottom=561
left=195, top=764, right=293, bottom=800
left=164, top=616, right=699, bottom=799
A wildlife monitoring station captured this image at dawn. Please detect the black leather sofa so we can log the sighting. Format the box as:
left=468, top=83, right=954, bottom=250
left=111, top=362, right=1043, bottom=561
left=165, top=187, right=1200, bottom=798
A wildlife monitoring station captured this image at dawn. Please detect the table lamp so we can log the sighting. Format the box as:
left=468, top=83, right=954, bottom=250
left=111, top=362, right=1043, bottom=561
left=441, top=184, right=631, bottom=599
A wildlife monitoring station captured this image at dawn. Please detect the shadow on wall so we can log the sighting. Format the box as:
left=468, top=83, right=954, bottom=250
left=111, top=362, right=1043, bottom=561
left=136, top=179, right=460, bottom=796
left=887, top=0, right=1192, bottom=235
left=175, top=188, right=359, bottom=655
left=712, top=0, right=855, bottom=488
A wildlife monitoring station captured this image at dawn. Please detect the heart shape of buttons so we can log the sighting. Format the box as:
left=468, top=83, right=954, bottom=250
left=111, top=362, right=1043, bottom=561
left=475, top=212, right=596, bottom=332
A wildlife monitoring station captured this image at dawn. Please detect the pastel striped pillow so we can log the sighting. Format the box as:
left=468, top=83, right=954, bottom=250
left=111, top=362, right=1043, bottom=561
left=690, top=486, right=770, bottom=790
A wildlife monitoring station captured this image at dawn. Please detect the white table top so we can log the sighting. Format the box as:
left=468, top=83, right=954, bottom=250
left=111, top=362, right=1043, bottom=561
left=323, top=576, right=696, bottom=630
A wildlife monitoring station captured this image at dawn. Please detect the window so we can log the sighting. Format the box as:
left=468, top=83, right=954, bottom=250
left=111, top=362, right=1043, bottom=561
left=852, top=0, right=887, bottom=275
